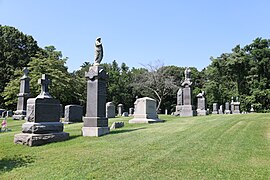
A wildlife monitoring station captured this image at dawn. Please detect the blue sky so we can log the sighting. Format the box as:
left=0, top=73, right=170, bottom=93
left=1, top=0, right=270, bottom=72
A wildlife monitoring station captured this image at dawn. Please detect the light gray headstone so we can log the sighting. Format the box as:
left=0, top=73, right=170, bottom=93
left=212, top=103, right=219, bottom=114
left=129, top=97, right=163, bottom=123
left=117, top=104, right=123, bottom=116
left=106, top=102, right=115, bottom=118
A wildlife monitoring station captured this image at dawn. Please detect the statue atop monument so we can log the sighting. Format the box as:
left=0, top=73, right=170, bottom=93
left=94, top=37, right=103, bottom=65
left=184, top=67, right=191, bottom=81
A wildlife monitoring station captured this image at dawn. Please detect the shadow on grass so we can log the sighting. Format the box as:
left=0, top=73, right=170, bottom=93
left=66, top=135, right=81, bottom=141
left=110, top=127, right=146, bottom=134
left=0, top=155, right=34, bottom=173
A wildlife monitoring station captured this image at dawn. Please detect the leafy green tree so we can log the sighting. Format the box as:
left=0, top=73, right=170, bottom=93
left=2, top=46, right=75, bottom=109
left=0, top=25, right=40, bottom=107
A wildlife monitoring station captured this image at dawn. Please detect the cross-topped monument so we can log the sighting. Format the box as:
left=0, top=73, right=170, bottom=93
left=37, top=74, right=52, bottom=98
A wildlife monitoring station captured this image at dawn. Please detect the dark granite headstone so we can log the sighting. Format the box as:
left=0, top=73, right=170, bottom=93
left=14, top=74, right=69, bottom=146
left=13, top=67, right=30, bottom=120
left=82, top=65, right=109, bottom=136
left=64, top=105, right=83, bottom=123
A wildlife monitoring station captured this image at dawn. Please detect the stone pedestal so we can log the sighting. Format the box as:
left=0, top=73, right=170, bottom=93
left=129, top=97, right=163, bottom=123
left=14, top=74, right=69, bottom=146
left=179, top=79, right=195, bottom=117
left=82, top=65, right=109, bottom=137
left=232, top=102, right=241, bottom=114
left=180, top=105, right=195, bottom=117
left=13, top=68, right=30, bottom=120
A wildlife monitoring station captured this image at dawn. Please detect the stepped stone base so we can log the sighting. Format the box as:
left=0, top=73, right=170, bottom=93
left=13, top=115, right=26, bottom=120
left=180, top=105, right=195, bottom=117
left=14, top=132, right=69, bottom=147
left=196, top=109, right=207, bottom=116
left=22, top=122, right=63, bottom=134
left=82, top=127, right=109, bottom=137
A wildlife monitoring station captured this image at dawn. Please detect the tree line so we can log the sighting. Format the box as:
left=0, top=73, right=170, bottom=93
left=1, top=25, right=269, bottom=113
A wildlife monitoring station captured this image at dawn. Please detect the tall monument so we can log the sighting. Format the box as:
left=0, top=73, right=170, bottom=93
left=175, top=67, right=195, bottom=116
left=82, top=37, right=109, bottom=136
left=13, top=67, right=31, bottom=120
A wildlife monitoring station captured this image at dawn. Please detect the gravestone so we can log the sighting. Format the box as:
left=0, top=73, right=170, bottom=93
left=129, top=108, right=134, bottom=116
left=129, top=97, right=163, bottom=123
left=13, top=67, right=31, bottom=120
left=224, top=102, right=231, bottom=114
left=212, top=103, right=218, bottom=114
left=174, top=88, right=183, bottom=116
left=179, top=67, right=195, bottom=117
left=165, top=109, right=168, bottom=115
left=196, top=91, right=207, bottom=116
left=233, top=97, right=241, bottom=114
left=7, top=110, right=12, bottom=117
left=117, top=104, right=123, bottom=116
left=110, top=121, right=124, bottom=130
left=218, top=105, right=224, bottom=114
left=0, top=109, right=5, bottom=117
left=106, top=102, right=115, bottom=118
left=122, top=112, right=128, bottom=117
left=14, top=74, right=69, bottom=146
left=250, top=105, right=255, bottom=113
left=230, top=97, right=235, bottom=114
left=82, top=37, right=109, bottom=137
left=64, top=105, right=83, bottom=123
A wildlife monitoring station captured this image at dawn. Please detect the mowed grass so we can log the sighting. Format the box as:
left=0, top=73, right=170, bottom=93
left=0, top=113, right=270, bottom=179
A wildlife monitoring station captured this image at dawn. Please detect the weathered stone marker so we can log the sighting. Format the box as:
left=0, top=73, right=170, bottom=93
left=117, top=104, right=123, bottom=116
left=82, top=37, right=109, bottom=137
left=129, top=97, right=163, bottom=123
left=106, top=102, right=115, bottom=118
left=13, top=67, right=31, bottom=120
left=212, top=103, right=218, bottom=114
left=224, top=102, right=231, bottom=114
left=14, top=74, right=69, bottom=146
left=64, top=105, right=83, bottom=123
left=196, top=91, right=207, bottom=116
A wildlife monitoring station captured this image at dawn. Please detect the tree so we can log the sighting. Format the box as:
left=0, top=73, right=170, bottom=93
left=2, top=46, right=75, bottom=109
left=132, top=61, right=179, bottom=112
left=0, top=25, right=40, bottom=107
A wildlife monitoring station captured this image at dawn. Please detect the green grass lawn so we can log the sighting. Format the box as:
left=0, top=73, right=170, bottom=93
left=0, top=114, right=270, bottom=179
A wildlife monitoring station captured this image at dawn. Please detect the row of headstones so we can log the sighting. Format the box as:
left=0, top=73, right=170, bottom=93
left=212, top=101, right=241, bottom=114
left=0, top=109, right=13, bottom=118
left=106, top=102, right=134, bottom=118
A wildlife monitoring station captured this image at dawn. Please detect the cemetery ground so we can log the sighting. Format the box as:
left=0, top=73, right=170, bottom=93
left=0, top=114, right=270, bottom=179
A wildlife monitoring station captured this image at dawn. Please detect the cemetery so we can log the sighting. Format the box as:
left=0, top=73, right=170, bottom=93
left=1, top=2, right=270, bottom=177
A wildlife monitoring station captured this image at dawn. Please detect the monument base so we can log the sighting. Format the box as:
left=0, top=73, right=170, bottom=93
left=129, top=118, right=164, bottom=124
left=22, top=122, right=64, bottom=134
left=14, top=132, right=69, bottom=147
left=212, top=111, right=219, bottom=114
left=82, top=127, right=109, bottom=137
left=12, top=115, right=26, bottom=120
left=218, top=110, right=224, bottom=114
left=224, top=110, right=231, bottom=114
left=232, top=110, right=240, bottom=114
left=180, top=105, right=195, bottom=117
left=196, top=109, right=207, bottom=116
